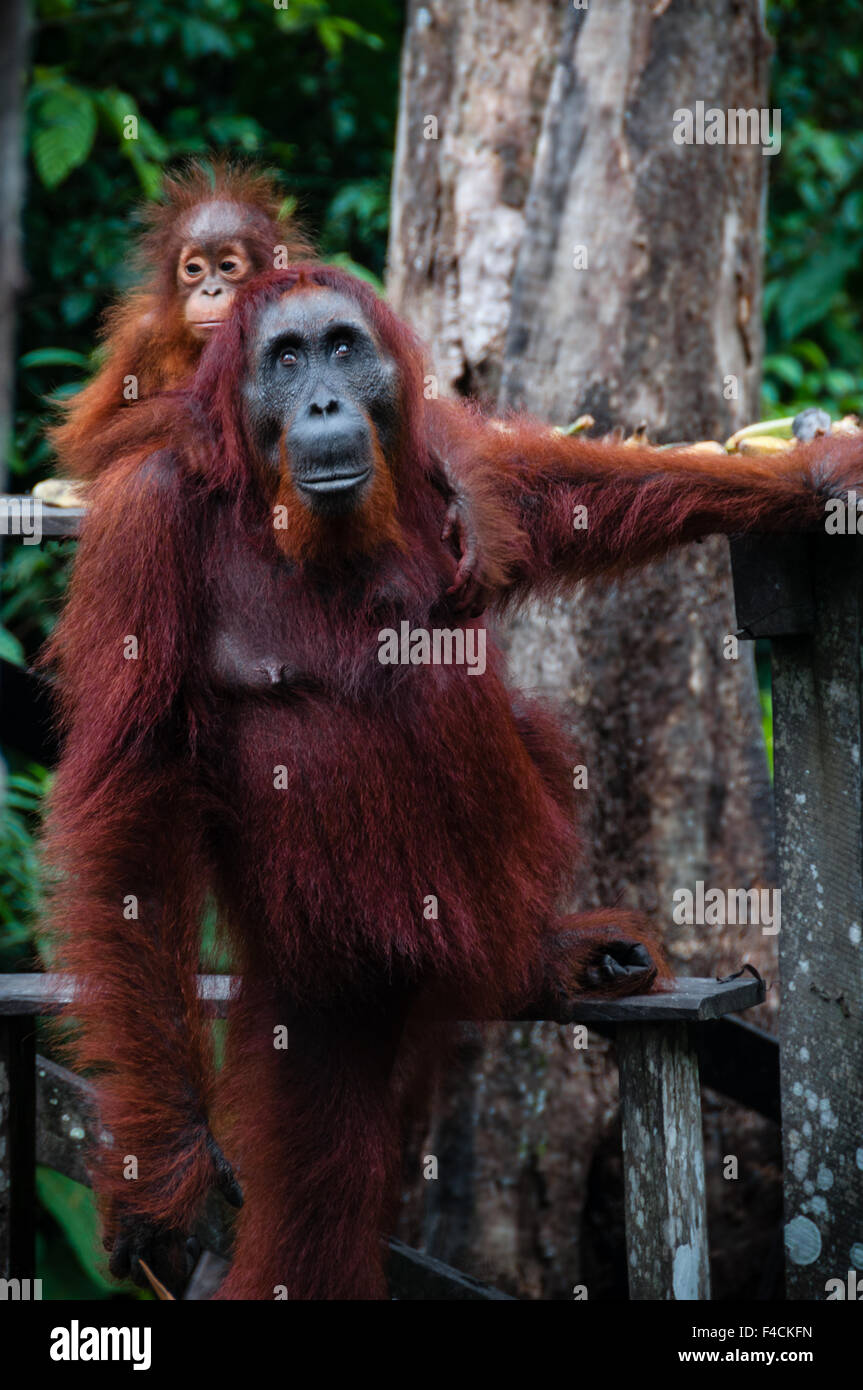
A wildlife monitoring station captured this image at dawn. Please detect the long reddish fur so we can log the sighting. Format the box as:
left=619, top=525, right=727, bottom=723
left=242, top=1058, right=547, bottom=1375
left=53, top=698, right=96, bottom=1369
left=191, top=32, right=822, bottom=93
left=40, top=264, right=863, bottom=1300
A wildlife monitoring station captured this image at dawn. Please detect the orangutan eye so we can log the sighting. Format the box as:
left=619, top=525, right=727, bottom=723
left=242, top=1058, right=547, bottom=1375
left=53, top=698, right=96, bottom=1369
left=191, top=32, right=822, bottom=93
left=184, top=262, right=203, bottom=277
left=279, top=349, right=298, bottom=367
left=220, top=260, right=238, bottom=274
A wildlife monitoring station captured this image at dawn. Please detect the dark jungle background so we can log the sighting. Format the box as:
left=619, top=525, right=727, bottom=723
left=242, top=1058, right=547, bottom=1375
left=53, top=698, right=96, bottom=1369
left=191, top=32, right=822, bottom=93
left=1, top=0, right=861, bottom=1297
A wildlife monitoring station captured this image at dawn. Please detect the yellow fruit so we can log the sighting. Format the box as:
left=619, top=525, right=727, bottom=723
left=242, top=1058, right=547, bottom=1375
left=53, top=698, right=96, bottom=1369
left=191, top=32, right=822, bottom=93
left=32, top=477, right=87, bottom=507
left=561, top=414, right=595, bottom=436
left=736, top=436, right=794, bottom=456
left=725, top=417, right=795, bottom=450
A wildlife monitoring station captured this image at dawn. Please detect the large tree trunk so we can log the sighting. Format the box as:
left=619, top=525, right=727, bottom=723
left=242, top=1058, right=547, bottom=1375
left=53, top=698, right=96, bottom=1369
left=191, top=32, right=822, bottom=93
left=389, top=0, right=780, bottom=1299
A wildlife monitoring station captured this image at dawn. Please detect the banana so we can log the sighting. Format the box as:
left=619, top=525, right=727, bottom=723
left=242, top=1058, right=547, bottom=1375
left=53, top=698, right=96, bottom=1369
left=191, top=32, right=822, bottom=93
left=32, top=477, right=87, bottom=507
left=560, top=414, right=595, bottom=436
left=832, top=414, right=862, bottom=436
left=686, top=440, right=725, bottom=455
left=725, top=417, right=795, bottom=451
left=623, top=422, right=650, bottom=448
left=736, top=435, right=795, bottom=456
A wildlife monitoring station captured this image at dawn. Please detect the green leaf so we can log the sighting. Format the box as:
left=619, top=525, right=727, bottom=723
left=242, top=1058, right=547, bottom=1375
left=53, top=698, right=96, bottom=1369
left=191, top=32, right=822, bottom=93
left=322, top=253, right=384, bottom=293
left=331, top=17, right=385, bottom=50
left=206, top=114, right=263, bottom=150
left=316, top=18, right=344, bottom=57
left=61, top=291, right=96, bottom=326
left=824, top=368, right=858, bottom=396
left=763, top=354, right=804, bottom=388
left=32, top=87, right=97, bottom=189
left=181, top=17, right=236, bottom=59
left=46, top=381, right=88, bottom=402
left=0, top=626, right=26, bottom=668
left=97, top=90, right=169, bottom=163
left=793, top=340, right=830, bottom=371
left=776, top=247, right=858, bottom=339
left=19, top=347, right=91, bottom=370
left=36, top=1168, right=122, bottom=1295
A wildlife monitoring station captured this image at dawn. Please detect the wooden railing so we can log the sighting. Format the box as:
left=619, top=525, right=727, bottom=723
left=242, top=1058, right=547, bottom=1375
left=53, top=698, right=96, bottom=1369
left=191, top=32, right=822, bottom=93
left=0, top=971, right=764, bottom=1300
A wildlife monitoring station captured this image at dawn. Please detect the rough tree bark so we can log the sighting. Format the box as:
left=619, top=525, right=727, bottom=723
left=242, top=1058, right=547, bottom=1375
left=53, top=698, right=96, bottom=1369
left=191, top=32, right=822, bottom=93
left=388, top=0, right=780, bottom=1299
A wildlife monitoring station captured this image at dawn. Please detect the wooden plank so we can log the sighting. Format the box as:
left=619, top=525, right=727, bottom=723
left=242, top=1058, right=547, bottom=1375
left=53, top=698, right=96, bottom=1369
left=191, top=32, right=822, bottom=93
left=771, top=532, right=863, bottom=1298
left=0, top=972, right=235, bottom=1018
left=0, top=496, right=82, bottom=538
left=35, top=1054, right=96, bottom=1186
left=617, top=1022, right=710, bottom=1301
left=32, top=506, right=85, bottom=537
left=694, top=1017, right=780, bottom=1125
left=183, top=1250, right=230, bottom=1301
left=730, top=533, right=815, bottom=638
left=181, top=1241, right=515, bottom=1301
left=522, top=975, right=765, bottom=1022
left=1, top=971, right=762, bottom=1023
left=386, top=1238, right=514, bottom=1300
left=0, top=973, right=76, bottom=1015
left=180, top=1238, right=515, bottom=1301
left=0, top=1016, right=36, bottom=1280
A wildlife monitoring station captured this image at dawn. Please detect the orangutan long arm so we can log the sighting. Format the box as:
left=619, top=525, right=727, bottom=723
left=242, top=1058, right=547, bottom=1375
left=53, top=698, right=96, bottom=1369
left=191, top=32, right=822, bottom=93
left=428, top=399, right=857, bottom=605
left=41, top=448, right=226, bottom=1240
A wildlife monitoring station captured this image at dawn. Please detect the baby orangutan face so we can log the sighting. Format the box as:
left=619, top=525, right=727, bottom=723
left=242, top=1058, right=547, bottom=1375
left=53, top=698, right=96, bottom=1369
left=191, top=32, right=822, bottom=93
left=177, top=201, right=259, bottom=339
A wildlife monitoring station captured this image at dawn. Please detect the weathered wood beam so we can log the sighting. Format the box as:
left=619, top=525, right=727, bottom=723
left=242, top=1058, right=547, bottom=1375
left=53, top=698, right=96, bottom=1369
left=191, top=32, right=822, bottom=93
left=617, top=1022, right=710, bottom=1301
left=770, top=533, right=863, bottom=1298
left=0, top=970, right=764, bottom=1022
left=0, top=496, right=83, bottom=538
left=730, top=533, right=815, bottom=638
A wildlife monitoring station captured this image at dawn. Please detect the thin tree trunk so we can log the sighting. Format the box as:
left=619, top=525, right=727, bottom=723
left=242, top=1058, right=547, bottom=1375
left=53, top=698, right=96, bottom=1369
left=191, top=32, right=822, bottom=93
left=389, top=0, right=778, bottom=1298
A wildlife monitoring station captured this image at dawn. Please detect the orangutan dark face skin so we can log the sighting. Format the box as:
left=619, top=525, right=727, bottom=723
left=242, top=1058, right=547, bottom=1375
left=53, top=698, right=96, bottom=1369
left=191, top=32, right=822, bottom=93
left=243, top=288, right=400, bottom=514
left=177, top=202, right=258, bottom=339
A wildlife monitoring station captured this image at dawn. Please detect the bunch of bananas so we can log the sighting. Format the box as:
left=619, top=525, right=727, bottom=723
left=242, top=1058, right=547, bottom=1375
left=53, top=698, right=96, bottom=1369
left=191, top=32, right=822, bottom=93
left=567, top=408, right=863, bottom=456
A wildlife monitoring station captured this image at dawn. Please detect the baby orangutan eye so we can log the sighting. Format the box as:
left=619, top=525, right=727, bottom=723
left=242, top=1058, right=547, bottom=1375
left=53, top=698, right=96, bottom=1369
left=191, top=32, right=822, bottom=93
left=220, top=260, right=238, bottom=274
left=184, top=262, right=203, bottom=277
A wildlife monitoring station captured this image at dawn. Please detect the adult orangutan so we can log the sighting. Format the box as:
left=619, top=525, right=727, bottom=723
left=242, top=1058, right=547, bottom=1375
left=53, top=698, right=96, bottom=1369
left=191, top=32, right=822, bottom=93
left=41, top=263, right=862, bottom=1300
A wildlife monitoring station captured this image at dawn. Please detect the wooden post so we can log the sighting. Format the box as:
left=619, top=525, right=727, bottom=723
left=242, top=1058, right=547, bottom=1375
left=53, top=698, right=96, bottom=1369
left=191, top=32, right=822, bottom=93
left=561, top=978, right=763, bottom=1302
left=0, top=1015, right=36, bottom=1280
left=617, top=1022, right=710, bottom=1301
left=770, top=533, right=863, bottom=1298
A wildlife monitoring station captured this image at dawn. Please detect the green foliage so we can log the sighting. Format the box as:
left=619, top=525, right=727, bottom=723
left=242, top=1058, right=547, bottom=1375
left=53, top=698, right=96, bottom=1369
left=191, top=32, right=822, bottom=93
left=30, top=72, right=98, bottom=188
left=0, top=760, right=50, bottom=963
left=763, top=0, right=863, bottom=418
left=1, top=539, right=73, bottom=643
